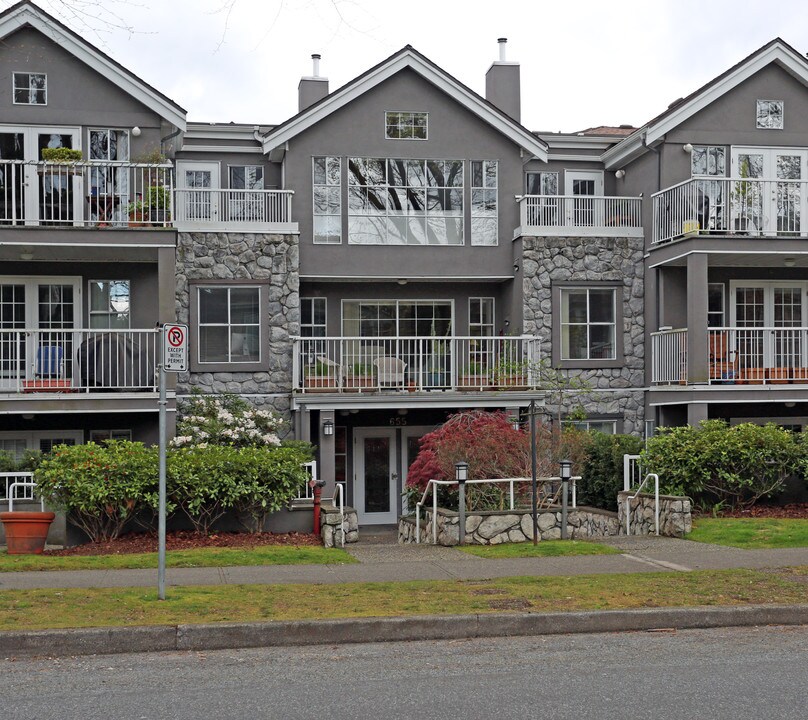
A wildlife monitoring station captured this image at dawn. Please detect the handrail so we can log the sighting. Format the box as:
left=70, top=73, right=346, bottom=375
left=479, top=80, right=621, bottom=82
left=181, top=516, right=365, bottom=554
left=414, top=475, right=580, bottom=544
left=7, top=480, right=44, bottom=512
left=625, top=472, right=659, bottom=536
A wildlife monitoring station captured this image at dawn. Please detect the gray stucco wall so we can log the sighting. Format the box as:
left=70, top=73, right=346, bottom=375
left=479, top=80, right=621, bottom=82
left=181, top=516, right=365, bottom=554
left=521, top=234, right=645, bottom=434
left=174, top=231, right=299, bottom=426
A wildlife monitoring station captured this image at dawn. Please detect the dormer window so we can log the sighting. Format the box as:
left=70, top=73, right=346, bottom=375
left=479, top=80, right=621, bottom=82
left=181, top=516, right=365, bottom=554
left=385, top=112, right=427, bottom=140
left=13, top=72, right=46, bottom=105
left=756, top=100, right=783, bottom=129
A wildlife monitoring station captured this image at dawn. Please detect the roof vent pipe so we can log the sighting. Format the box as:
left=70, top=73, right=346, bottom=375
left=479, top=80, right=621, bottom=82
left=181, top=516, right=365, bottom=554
left=312, top=54, right=321, bottom=78
left=498, top=38, right=507, bottom=62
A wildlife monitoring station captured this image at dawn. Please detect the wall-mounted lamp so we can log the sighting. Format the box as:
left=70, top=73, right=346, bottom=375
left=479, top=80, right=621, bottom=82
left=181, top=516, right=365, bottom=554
left=19, top=252, right=33, bottom=261
left=509, top=413, right=520, bottom=431
left=513, top=261, right=520, bottom=272
left=132, top=126, right=142, bottom=137
left=785, top=401, right=796, bottom=408
left=682, top=143, right=694, bottom=153
left=397, top=408, right=408, bottom=416
left=455, top=461, right=468, bottom=484
left=615, top=169, right=626, bottom=179
left=784, top=257, right=796, bottom=267
left=397, top=279, right=408, bottom=286
left=322, top=419, right=334, bottom=436
left=22, top=413, right=34, bottom=421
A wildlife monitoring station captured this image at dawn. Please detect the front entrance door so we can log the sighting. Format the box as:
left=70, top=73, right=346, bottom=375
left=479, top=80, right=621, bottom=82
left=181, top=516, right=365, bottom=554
left=354, top=428, right=397, bottom=524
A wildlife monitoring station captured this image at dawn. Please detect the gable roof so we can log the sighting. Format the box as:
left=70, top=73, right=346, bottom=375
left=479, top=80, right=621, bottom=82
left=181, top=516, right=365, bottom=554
left=0, top=1, right=186, bottom=130
left=261, top=45, right=548, bottom=161
left=604, top=38, right=808, bottom=169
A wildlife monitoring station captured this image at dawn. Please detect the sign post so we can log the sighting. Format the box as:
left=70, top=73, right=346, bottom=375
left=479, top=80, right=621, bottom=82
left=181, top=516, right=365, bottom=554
left=158, top=323, right=187, bottom=600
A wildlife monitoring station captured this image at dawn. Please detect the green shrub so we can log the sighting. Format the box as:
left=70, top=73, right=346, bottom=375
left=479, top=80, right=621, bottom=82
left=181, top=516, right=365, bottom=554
left=35, top=442, right=158, bottom=542
left=642, top=420, right=802, bottom=511
left=578, top=433, right=645, bottom=510
left=41, top=147, right=83, bottom=162
left=0, top=450, right=15, bottom=473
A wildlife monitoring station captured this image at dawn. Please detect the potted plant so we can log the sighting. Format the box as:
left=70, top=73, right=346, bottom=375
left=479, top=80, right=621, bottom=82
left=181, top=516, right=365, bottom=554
left=494, top=358, right=529, bottom=389
left=304, top=360, right=339, bottom=390
left=146, top=184, right=171, bottom=222
left=460, top=361, right=491, bottom=389
left=127, top=196, right=148, bottom=227
left=346, top=362, right=374, bottom=390
left=0, top=509, right=55, bottom=554
left=39, top=147, right=83, bottom=177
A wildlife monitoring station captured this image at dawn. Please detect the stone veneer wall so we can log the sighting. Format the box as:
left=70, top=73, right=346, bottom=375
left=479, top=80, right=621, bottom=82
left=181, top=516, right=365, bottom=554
left=174, top=232, right=299, bottom=423
left=399, top=506, right=620, bottom=546
left=320, top=502, right=359, bottom=548
left=618, top=491, right=692, bottom=538
left=521, top=235, right=645, bottom=434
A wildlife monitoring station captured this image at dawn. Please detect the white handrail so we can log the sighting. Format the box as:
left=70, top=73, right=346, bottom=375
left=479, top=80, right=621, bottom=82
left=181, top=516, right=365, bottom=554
left=625, top=473, right=659, bottom=536
left=414, top=475, right=581, bottom=544
left=8, top=480, right=44, bottom=512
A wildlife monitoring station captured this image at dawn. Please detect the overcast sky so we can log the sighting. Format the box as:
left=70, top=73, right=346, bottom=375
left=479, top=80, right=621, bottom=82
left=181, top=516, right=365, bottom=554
left=12, top=0, right=808, bottom=131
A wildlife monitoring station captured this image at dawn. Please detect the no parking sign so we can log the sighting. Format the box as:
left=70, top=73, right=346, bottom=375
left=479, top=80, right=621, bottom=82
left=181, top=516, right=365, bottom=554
left=163, top=323, right=188, bottom=371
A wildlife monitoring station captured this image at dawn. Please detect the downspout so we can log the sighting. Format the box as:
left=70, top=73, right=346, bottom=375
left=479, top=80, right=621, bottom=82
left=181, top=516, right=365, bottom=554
left=641, top=131, right=664, bottom=192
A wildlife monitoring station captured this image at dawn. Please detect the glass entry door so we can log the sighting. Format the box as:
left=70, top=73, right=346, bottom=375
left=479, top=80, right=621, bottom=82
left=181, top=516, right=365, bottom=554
left=177, top=162, right=220, bottom=222
left=564, top=170, right=603, bottom=226
left=354, top=428, right=397, bottom=524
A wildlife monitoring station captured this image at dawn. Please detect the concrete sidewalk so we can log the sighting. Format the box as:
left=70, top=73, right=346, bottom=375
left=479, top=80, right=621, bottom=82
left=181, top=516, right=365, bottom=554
left=1, top=536, right=806, bottom=591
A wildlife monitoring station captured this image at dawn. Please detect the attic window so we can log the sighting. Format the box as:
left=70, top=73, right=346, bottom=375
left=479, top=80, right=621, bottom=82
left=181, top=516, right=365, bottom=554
left=13, top=72, right=46, bottom=105
left=756, top=100, right=783, bottom=129
left=385, top=112, right=427, bottom=140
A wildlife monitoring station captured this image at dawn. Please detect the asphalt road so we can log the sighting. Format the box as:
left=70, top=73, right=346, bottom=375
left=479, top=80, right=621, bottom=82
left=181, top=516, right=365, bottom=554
left=4, top=625, right=807, bottom=720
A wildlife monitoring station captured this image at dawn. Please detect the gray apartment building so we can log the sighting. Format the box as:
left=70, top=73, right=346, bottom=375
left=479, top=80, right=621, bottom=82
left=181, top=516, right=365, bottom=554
left=1, top=1, right=807, bottom=528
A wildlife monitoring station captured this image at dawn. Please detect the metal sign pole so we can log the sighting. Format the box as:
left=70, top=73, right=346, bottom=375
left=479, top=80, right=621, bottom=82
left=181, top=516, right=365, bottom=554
left=158, top=361, right=167, bottom=600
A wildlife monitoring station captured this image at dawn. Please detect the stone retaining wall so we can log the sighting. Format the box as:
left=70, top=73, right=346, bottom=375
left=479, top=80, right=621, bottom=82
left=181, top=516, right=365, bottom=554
left=618, top=491, right=692, bottom=538
left=399, top=506, right=620, bottom=546
left=320, top=502, right=359, bottom=548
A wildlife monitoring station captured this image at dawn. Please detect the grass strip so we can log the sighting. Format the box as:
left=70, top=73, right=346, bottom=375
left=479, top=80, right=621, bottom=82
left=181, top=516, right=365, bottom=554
left=687, top=518, right=808, bottom=549
left=457, top=540, right=620, bottom=558
left=1, top=567, right=806, bottom=631
left=0, top=545, right=357, bottom=572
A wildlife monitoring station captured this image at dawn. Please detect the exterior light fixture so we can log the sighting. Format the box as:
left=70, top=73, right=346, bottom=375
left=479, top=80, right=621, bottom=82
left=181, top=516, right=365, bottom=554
left=322, top=419, right=334, bottom=436
left=784, top=257, right=796, bottom=267
left=615, top=169, right=626, bottom=179
left=132, top=126, right=142, bottom=137
left=455, top=461, right=469, bottom=545
left=682, top=143, right=694, bottom=153
left=455, top=461, right=468, bottom=483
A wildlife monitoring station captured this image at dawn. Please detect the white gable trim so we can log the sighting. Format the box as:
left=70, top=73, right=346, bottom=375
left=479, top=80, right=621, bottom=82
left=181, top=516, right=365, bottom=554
left=605, top=41, right=808, bottom=169
left=262, top=49, right=547, bottom=161
left=0, top=4, right=186, bottom=130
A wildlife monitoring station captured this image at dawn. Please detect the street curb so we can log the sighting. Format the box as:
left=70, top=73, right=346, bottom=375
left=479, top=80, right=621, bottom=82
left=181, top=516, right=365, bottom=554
left=2, top=604, right=808, bottom=658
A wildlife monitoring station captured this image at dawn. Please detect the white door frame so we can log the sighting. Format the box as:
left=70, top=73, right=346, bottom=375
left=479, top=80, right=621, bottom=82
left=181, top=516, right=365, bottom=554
left=563, top=170, right=604, bottom=227
left=400, top=425, right=433, bottom=515
left=353, top=427, right=397, bottom=524
left=176, top=160, right=221, bottom=226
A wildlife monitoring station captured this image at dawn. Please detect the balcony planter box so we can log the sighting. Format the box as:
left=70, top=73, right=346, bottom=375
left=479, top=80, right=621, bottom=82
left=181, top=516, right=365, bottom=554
left=22, top=379, right=73, bottom=393
left=345, top=375, right=374, bottom=391
left=767, top=367, right=792, bottom=385
left=304, top=375, right=339, bottom=392
left=459, top=374, right=492, bottom=390
left=736, top=368, right=766, bottom=385
left=495, top=373, right=528, bottom=389
left=0, top=511, right=55, bottom=554
left=791, top=368, right=808, bottom=384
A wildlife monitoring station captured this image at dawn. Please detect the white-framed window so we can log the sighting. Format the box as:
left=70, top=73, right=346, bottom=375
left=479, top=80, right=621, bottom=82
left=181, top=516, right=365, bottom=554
left=471, top=160, right=497, bottom=246
left=385, top=111, right=427, bottom=140
left=342, top=300, right=452, bottom=338
left=0, top=431, right=82, bottom=460
left=13, top=72, right=46, bottom=105
left=756, top=100, right=783, bottom=129
left=469, top=297, right=495, bottom=336
left=560, top=288, right=616, bottom=360
left=89, top=429, right=132, bottom=443
left=313, top=156, right=342, bottom=244
left=196, top=285, right=261, bottom=364
left=708, top=283, right=725, bottom=328
left=691, top=146, right=725, bottom=176
left=525, top=172, right=558, bottom=195
left=348, top=157, right=463, bottom=245
left=229, top=165, right=264, bottom=190
left=301, top=297, right=327, bottom=337
left=563, top=419, right=617, bottom=434
left=88, top=129, right=129, bottom=162
left=89, top=280, right=130, bottom=329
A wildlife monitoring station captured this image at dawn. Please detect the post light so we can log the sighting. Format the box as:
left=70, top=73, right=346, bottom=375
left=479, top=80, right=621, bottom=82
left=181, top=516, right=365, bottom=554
left=455, top=461, right=468, bottom=545
left=322, top=419, right=334, bottom=436
left=559, top=459, right=571, bottom=540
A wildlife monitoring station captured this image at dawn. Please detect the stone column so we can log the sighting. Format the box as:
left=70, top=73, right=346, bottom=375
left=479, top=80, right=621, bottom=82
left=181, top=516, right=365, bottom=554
left=686, top=253, right=709, bottom=384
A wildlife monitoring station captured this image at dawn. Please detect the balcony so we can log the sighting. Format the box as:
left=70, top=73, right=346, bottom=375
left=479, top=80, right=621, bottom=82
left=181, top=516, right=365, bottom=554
left=293, top=335, right=541, bottom=393
left=0, top=329, right=159, bottom=395
left=652, top=177, right=808, bottom=244
left=517, top=195, right=643, bottom=237
left=0, top=161, right=173, bottom=228
left=174, top=188, right=296, bottom=232
left=652, top=327, right=808, bottom=386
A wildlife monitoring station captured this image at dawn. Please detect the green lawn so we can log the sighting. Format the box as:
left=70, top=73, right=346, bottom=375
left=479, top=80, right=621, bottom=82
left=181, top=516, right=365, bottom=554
left=688, top=518, right=808, bottom=549
left=1, top=567, right=806, bottom=631
left=458, top=540, right=620, bottom=558
left=0, top=545, right=357, bottom=572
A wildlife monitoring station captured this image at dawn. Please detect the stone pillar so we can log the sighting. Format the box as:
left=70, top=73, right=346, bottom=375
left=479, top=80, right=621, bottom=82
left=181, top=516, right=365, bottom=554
left=318, top=409, right=336, bottom=498
left=686, top=254, right=709, bottom=384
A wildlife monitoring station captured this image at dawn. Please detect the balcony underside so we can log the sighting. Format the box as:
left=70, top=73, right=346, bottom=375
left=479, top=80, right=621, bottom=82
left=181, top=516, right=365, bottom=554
left=647, top=235, right=808, bottom=269
left=648, top=384, right=808, bottom=407
left=0, top=392, right=169, bottom=414
left=292, top=389, right=545, bottom=411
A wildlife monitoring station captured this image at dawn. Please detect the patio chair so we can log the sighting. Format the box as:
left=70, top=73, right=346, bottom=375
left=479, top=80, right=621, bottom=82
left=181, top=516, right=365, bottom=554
left=374, top=356, right=406, bottom=387
left=36, top=345, right=64, bottom=378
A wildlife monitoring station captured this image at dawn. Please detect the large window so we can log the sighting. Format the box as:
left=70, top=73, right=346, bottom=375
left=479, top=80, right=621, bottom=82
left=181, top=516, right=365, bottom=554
left=525, top=172, right=558, bottom=195
left=560, top=288, right=616, bottom=361
left=196, top=285, right=261, bottom=364
left=348, top=157, right=463, bottom=245
left=342, top=300, right=452, bottom=337
left=89, top=280, right=130, bottom=329
left=471, top=160, right=497, bottom=246
left=229, top=166, right=264, bottom=190
left=385, top=112, right=427, bottom=140
left=469, top=298, right=494, bottom=336
left=89, top=129, right=129, bottom=162
left=301, top=297, right=327, bottom=337
left=691, top=146, right=725, bottom=176
left=13, top=72, right=46, bottom=105
left=313, top=156, right=341, bottom=244
left=756, top=100, right=784, bottom=130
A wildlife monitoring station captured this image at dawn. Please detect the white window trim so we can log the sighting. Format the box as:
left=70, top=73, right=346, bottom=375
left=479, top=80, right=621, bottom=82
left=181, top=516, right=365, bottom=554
left=88, top=279, right=131, bottom=329
left=301, top=297, right=327, bottom=336
left=195, top=284, right=263, bottom=365
left=560, top=287, right=617, bottom=361
left=87, top=128, right=130, bottom=162
left=384, top=111, right=429, bottom=140
left=0, top=431, right=83, bottom=454
left=471, top=160, right=498, bottom=247
left=12, top=71, right=47, bottom=106
left=227, top=164, right=265, bottom=190
left=340, top=298, right=454, bottom=337
left=312, top=155, right=342, bottom=245
left=89, top=429, right=133, bottom=443
left=468, top=297, right=495, bottom=335
left=756, top=99, right=784, bottom=130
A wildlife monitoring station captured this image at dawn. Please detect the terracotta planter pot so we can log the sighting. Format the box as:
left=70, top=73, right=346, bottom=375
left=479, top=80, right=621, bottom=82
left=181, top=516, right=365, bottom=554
left=1, top=511, right=55, bottom=555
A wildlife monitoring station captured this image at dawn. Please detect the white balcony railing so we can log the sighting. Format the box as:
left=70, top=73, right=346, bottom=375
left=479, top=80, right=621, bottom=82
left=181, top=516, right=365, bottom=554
left=293, top=335, right=541, bottom=393
left=174, top=188, right=294, bottom=229
left=652, top=327, right=808, bottom=385
left=0, top=161, right=173, bottom=227
left=0, top=328, right=159, bottom=394
left=652, top=176, right=808, bottom=244
left=518, top=195, right=643, bottom=236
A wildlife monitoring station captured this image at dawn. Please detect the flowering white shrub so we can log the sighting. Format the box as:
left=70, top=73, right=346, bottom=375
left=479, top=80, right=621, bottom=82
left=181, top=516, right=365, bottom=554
left=172, top=392, right=282, bottom=449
